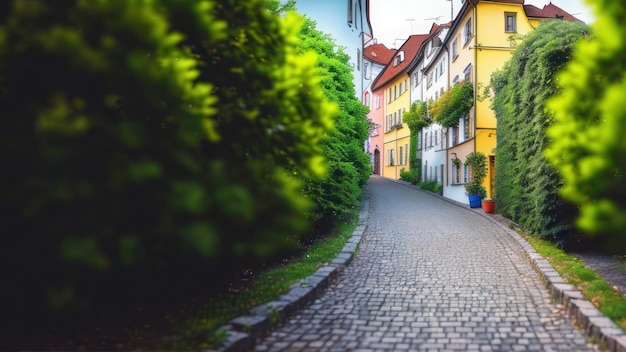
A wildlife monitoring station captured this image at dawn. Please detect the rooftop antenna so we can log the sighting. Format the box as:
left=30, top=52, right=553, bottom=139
left=424, top=16, right=443, bottom=22
left=394, top=38, right=406, bottom=48
left=405, top=18, right=415, bottom=34
left=445, top=0, right=454, bottom=22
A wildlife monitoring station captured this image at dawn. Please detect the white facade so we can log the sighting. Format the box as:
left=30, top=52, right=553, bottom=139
left=414, top=26, right=450, bottom=186
left=296, top=0, right=372, bottom=98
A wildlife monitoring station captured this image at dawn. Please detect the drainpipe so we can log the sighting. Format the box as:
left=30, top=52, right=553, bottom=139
left=473, top=2, right=478, bottom=153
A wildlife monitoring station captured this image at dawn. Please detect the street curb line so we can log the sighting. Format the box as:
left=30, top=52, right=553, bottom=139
left=210, top=184, right=370, bottom=352
left=386, top=176, right=626, bottom=352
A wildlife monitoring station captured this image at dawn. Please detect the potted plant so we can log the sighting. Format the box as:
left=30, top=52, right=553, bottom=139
left=464, top=152, right=488, bottom=208
left=481, top=198, right=495, bottom=213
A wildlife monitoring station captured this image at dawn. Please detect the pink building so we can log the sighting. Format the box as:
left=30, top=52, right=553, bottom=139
left=363, top=43, right=395, bottom=175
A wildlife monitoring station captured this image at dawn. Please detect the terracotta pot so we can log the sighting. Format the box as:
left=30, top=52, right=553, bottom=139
left=481, top=199, right=495, bottom=213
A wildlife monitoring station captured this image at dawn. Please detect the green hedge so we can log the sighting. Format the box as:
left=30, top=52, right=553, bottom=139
left=490, top=20, right=588, bottom=244
left=0, top=0, right=334, bottom=315
left=297, top=17, right=371, bottom=230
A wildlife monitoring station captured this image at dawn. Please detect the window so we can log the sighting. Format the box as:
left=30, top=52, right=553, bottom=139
left=453, top=163, right=461, bottom=183
left=427, top=71, right=434, bottom=88
left=418, top=131, right=422, bottom=150
left=435, top=130, right=438, bottom=146
left=424, top=132, right=428, bottom=147
left=464, top=63, right=472, bottom=82
left=505, top=12, right=517, bottom=33
left=452, top=74, right=460, bottom=86
left=414, top=73, right=419, bottom=87
left=439, top=60, right=444, bottom=77
left=463, top=113, right=470, bottom=139
left=347, top=0, right=353, bottom=24
left=389, top=149, right=395, bottom=166
left=399, top=146, right=403, bottom=165
left=399, top=109, right=403, bottom=124
left=463, top=164, right=469, bottom=183
left=463, top=18, right=472, bottom=46
left=364, top=62, right=370, bottom=79
left=452, top=126, right=459, bottom=146
left=451, top=37, right=458, bottom=61
left=357, top=49, right=361, bottom=70
left=364, top=92, right=370, bottom=107
left=394, top=51, right=405, bottom=66
left=405, top=144, right=409, bottom=164
left=375, top=95, right=381, bottom=109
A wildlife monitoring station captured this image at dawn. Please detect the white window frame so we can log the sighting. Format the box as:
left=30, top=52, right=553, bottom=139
left=463, top=18, right=472, bottom=46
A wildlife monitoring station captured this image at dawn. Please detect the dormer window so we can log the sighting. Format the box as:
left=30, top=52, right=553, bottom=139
left=393, top=51, right=405, bottom=66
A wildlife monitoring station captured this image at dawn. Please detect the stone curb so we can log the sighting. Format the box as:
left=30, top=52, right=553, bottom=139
left=210, top=185, right=370, bottom=352
left=386, top=177, right=626, bottom=352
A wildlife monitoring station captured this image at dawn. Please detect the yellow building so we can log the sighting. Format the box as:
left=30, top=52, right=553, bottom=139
left=371, top=34, right=428, bottom=180
left=443, top=0, right=581, bottom=199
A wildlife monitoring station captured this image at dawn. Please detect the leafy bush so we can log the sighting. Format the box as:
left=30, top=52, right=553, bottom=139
left=545, top=0, right=626, bottom=250
left=0, top=0, right=333, bottom=315
left=400, top=168, right=421, bottom=184
left=491, top=20, right=587, bottom=243
left=420, top=181, right=442, bottom=193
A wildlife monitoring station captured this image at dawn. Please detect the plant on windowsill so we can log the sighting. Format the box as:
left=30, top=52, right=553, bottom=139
left=464, top=151, right=487, bottom=208
left=452, top=157, right=462, bottom=168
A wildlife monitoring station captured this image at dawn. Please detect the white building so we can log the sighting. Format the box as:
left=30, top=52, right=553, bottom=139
left=296, top=0, right=372, bottom=97
left=408, top=23, right=451, bottom=186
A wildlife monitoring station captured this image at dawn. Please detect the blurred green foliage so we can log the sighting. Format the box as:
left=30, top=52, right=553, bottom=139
left=0, top=0, right=336, bottom=315
left=491, top=20, right=588, bottom=243
left=545, top=0, right=626, bottom=251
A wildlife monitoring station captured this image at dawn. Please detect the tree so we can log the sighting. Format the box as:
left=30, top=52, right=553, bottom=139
left=491, top=20, right=588, bottom=242
left=545, top=0, right=626, bottom=250
left=0, top=0, right=334, bottom=315
left=401, top=100, right=429, bottom=183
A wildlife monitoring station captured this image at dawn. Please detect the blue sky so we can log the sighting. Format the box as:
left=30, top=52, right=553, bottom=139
left=369, top=0, right=595, bottom=48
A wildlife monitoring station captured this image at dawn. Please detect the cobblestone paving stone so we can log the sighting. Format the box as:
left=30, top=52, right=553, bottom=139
left=256, top=177, right=597, bottom=352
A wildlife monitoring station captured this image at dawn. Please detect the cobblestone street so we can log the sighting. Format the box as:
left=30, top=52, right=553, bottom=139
left=255, top=176, right=596, bottom=352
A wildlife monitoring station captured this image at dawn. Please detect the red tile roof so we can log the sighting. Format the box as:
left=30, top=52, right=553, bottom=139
left=371, top=34, right=429, bottom=92
left=364, top=43, right=396, bottom=65
left=524, top=2, right=583, bottom=23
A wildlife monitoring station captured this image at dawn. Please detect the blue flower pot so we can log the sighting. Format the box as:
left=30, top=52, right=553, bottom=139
left=468, top=194, right=481, bottom=208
